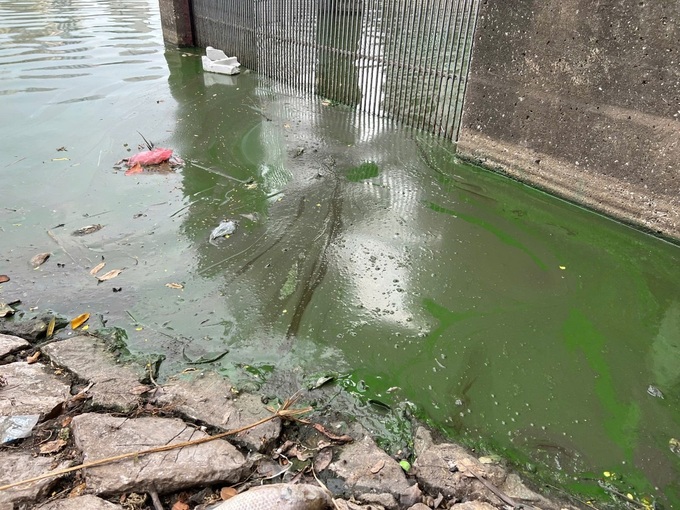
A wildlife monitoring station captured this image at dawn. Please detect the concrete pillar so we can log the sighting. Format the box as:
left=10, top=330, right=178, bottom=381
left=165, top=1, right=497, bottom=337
left=158, top=0, right=194, bottom=47
left=458, top=0, right=680, bottom=241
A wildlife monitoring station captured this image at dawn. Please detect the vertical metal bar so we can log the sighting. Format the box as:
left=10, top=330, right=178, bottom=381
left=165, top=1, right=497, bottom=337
left=392, top=2, right=411, bottom=125
left=419, top=0, right=445, bottom=133
left=410, top=0, right=431, bottom=131
left=385, top=0, right=401, bottom=118
left=443, top=0, right=469, bottom=138
left=404, top=0, right=423, bottom=127
left=453, top=0, right=479, bottom=141
left=405, top=0, right=423, bottom=128
left=340, top=5, right=348, bottom=105
left=420, top=0, right=438, bottom=131
left=438, top=0, right=463, bottom=136
left=370, top=0, right=383, bottom=117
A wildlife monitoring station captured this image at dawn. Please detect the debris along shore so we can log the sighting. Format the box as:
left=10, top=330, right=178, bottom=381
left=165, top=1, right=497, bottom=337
left=1, top=320, right=579, bottom=510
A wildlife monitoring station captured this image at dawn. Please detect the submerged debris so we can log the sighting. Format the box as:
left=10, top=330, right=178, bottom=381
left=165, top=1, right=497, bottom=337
left=72, top=224, right=103, bottom=236
left=647, top=385, right=664, bottom=399
left=30, top=252, right=50, bottom=268
left=209, top=220, right=238, bottom=244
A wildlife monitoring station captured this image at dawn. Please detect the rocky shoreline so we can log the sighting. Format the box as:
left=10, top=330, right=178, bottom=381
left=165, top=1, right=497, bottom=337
left=1, top=318, right=581, bottom=510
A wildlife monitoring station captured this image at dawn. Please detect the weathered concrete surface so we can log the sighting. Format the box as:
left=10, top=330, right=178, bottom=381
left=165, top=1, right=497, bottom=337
left=0, top=362, right=71, bottom=416
left=38, top=495, right=124, bottom=510
left=42, top=336, right=146, bottom=412
left=0, top=451, right=69, bottom=509
left=0, top=334, right=29, bottom=357
left=324, top=435, right=421, bottom=509
left=71, top=413, right=246, bottom=495
left=459, top=1, right=680, bottom=241
left=158, top=0, right=194, bottom=46
left=153, top=370, right=281, bottom=452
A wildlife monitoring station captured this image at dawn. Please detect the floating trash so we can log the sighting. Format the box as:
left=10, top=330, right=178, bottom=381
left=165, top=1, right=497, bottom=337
left=209, top=220, right=238, bottom=244
left=0, top=414, right=40, bottom=444
left=647, top=385, right=664, bottom=399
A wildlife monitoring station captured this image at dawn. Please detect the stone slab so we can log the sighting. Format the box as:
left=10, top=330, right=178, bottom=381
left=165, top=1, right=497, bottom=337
left=412, top=427, right=506, bottom=505
left=0, top=362, right=71, bottom=417
left=71, top=413, right=246, bottom=495
left=39, top=495, right=123, bottom=510
left=0, top=334, right=29, bottom=357
left=325, top=435, right=420, bottom=509
left=154, top=370, right=280, bottom=452
left=42, top=336, right=145, bottom=412
left=0, top=451, right=69, bottom=508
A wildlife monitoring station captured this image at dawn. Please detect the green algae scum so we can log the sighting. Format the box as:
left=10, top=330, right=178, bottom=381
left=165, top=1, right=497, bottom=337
left=1, top=0, right=679, bottom=507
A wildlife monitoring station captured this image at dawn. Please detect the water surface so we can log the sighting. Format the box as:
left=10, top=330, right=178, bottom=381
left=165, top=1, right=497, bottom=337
left=1, top=1, right=679, bottom=506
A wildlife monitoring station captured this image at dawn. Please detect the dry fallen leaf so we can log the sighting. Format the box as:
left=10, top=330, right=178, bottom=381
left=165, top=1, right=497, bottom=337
left=0, top=275, right=9, bottom=284
left=370, top=459, right=386, bottom=474
left=27, top=351, right=41, bottom=364
left=39, top=438, right=67, bottom=454
left=68, top=483, right=86, bottom=499
left=97, top=269, right=123, bottom=282
left=90, top=261, right=106, bottom=275
left=30, top=252, right=51, bottom=268
left=129, top=385, right=152, bottom=395
left=311, top=422, right=353, bottom=443
left=165, top=282, right=184, bottom=289
left=313, top=447, right=333, bottom=473
left=70, top=313, right=90, bottom=329
left=220, top=487, right=237, bottom=501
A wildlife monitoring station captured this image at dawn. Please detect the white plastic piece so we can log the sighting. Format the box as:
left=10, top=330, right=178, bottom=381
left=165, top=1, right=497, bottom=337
left=202, top=46, right=241, bottom=75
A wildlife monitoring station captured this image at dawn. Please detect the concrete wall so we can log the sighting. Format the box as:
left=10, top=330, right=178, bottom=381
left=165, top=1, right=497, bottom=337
left=159, top=0, right=194, bottom=46
left=458, top=0, right=680, bottom=241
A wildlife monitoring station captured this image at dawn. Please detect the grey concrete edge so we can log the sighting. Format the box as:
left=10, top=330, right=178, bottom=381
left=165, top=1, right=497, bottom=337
left=456, top=133, right=680, bottom=245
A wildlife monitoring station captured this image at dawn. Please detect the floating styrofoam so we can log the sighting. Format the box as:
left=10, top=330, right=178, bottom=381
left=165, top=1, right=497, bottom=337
left=202, top=46, right=240, bottom=75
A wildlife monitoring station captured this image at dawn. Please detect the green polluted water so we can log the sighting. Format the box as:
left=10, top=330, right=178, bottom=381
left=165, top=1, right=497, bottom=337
left=1, top=1, right=680, bottom=506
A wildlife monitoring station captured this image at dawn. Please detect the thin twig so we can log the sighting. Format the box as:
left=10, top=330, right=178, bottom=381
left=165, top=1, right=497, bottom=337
left=0, top=395, right=311, bottom=492
left=149, top=489, right=164, bottom=510
left=47, top=230, right=80, bottom=267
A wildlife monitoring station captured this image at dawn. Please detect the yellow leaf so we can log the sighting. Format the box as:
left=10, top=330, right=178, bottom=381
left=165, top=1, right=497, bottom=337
left=165, top=282, right=184, bottom=289
left=559, top=265, right=566, bottom=270
left=46, top=316, right=56, bottom=339
left=70, top=313, right=90, bottom=329
left=97, top=269, right=122, bottom=282
left=90, top=261, right=106, bottom=275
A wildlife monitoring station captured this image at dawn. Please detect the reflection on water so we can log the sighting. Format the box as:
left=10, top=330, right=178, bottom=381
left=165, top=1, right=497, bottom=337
left=1, top=1, right=680, bottom=507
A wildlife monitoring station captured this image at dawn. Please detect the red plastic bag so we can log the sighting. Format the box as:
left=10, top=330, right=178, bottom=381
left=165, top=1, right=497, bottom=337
left=126, top=148, right=174, bottom=166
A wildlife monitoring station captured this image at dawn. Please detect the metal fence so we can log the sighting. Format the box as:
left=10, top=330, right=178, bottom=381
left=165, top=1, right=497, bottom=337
left=190, top=0, right=481, bottom=141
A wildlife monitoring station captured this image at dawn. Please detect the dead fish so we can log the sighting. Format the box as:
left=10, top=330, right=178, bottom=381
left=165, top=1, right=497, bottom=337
left=209, top=219, right=237, bottom=244
left=211, top=483, right=332, bottom=510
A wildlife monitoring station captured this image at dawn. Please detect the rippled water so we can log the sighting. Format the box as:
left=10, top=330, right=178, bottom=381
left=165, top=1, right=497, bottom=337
left=1, top=1, right=680, bottom=507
